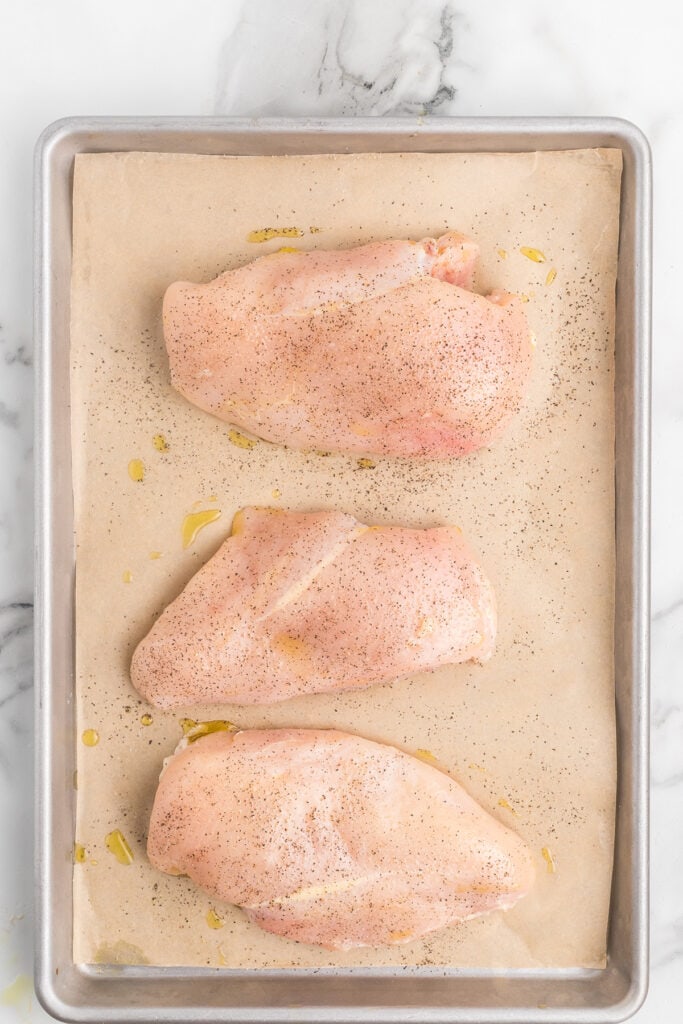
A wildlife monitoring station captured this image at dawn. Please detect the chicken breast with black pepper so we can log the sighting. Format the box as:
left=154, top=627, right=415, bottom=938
left=163, top=232, right=533, bottom=458
left=147, top=729, right=535, bottom=950
left=130, top=507, right=496, bottom=707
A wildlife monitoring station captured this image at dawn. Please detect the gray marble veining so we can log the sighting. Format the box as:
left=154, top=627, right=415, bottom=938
left=215, top=0, right=463, bottom=117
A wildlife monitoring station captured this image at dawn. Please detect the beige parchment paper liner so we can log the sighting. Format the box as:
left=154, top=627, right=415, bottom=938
left=71, top=149, right=621, bottom=970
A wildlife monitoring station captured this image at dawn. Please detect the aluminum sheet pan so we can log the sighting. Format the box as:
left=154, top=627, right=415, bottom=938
left=34, top=116, right=651, bottom=1023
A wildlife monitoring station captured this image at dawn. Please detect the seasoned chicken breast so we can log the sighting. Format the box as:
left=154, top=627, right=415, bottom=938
left=147, top=729, right=535, bottom=950
left=130, top=507, right=496, bottom=707
left=163, top=233, right=532, bottom=458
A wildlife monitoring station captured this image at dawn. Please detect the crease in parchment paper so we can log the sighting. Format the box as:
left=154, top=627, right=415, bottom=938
left=70, top=147, right=622, bottom=970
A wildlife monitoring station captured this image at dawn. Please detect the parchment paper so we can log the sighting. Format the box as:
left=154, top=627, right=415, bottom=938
left=70, top=148, right=621, bottom=969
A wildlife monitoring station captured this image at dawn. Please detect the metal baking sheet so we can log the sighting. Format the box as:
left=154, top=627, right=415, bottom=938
left=34, top=116, right=651, bottom=1023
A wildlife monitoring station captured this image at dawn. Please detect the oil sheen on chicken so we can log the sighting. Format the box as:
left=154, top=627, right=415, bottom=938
left=130, top=507, right=497, bottom=707
left=163, top=233, right=533, bottom=458
left=147, top=729, right=535, bottom=950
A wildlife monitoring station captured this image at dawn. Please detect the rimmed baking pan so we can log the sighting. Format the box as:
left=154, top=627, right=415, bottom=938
left=34, top=116, right=650, bottom=1023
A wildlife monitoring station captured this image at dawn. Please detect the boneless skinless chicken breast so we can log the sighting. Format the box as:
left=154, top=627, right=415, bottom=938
left=163, top=233, right=533, bottom=458
left=130, top=507, right=496, bottom=707
left=147, top=729, right=535, bottom=949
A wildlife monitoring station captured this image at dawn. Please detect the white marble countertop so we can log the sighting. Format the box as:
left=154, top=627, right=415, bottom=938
left=0, top=0, right=678, bottom=1020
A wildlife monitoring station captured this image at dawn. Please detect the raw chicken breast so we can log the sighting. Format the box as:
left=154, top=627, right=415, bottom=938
left=163, top=232, right=533, bottom=458
left=130, top=507, right=496, bottom=707
left=147, top=729, right=535, bottom=950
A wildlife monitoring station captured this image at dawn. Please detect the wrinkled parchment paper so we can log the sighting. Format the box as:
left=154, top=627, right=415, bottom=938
left=71, top=149, right=622, bottom=969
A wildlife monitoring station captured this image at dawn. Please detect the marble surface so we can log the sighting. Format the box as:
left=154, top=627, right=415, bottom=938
left=0, top=0, right=678, bottom=1019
